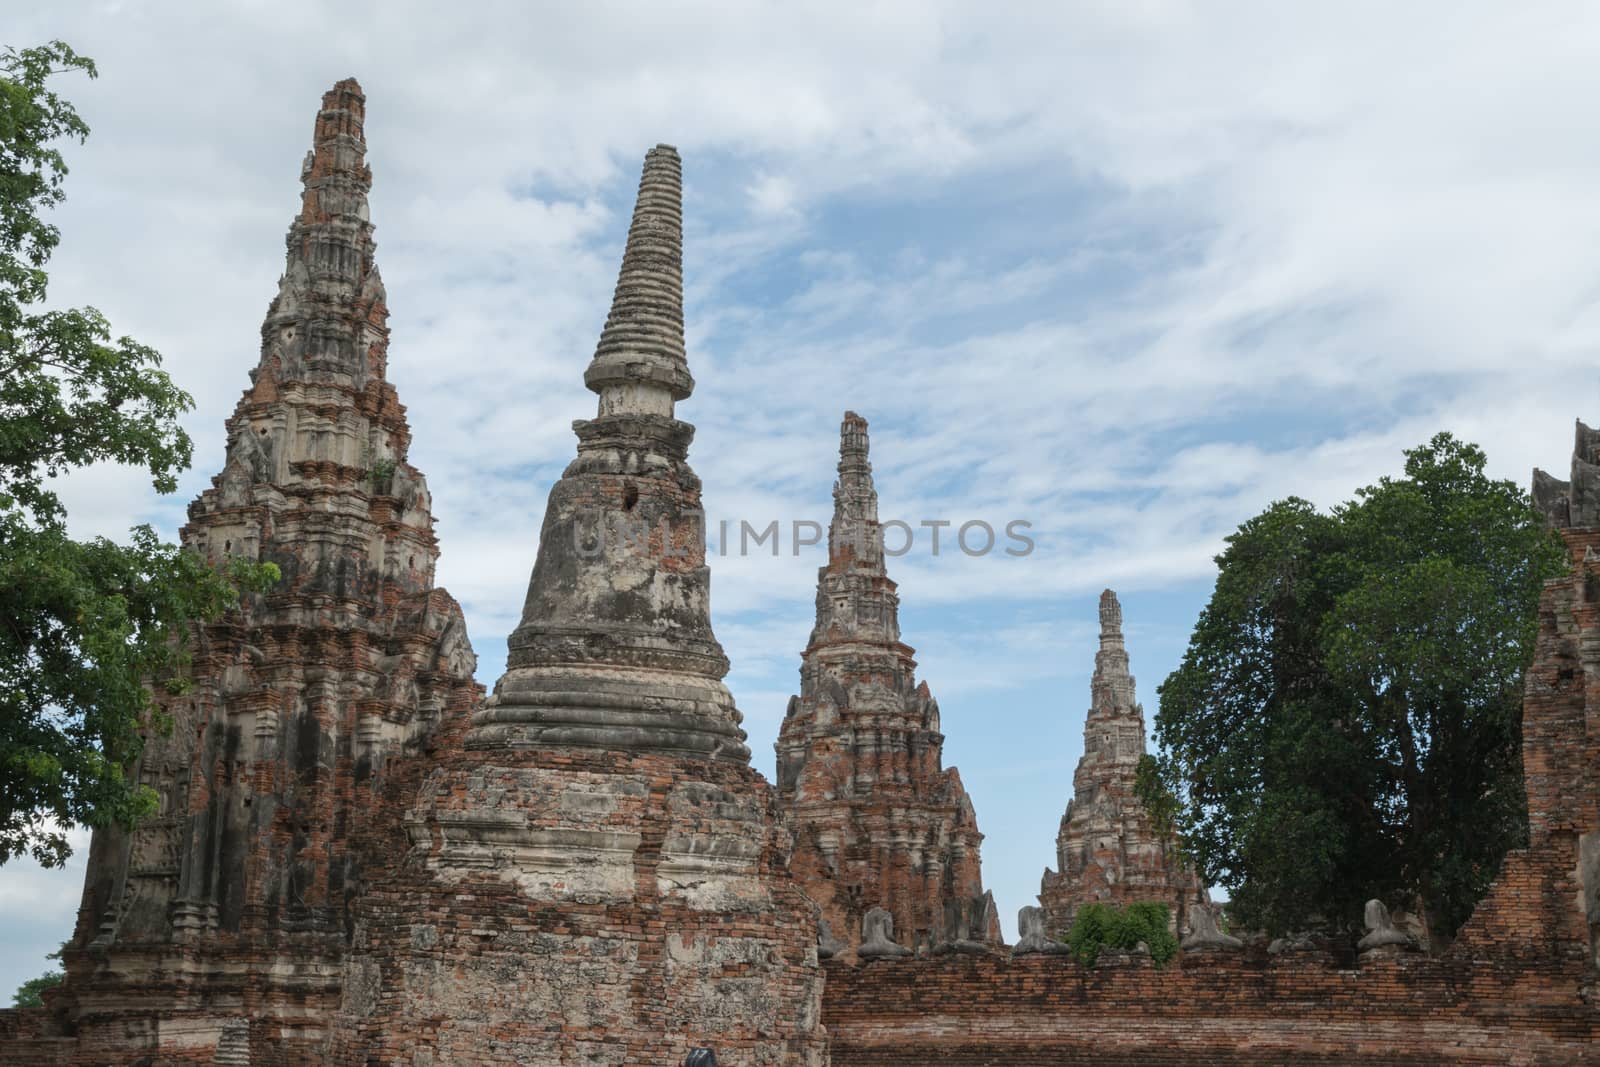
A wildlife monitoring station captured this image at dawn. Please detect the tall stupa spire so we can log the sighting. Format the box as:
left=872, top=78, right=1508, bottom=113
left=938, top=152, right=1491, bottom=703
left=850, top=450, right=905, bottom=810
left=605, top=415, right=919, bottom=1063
left=333, top=146, right=828, bottom=1066
left=585, top=144, right=693, bottom=416
left=470, top=143, right=741, bottom=760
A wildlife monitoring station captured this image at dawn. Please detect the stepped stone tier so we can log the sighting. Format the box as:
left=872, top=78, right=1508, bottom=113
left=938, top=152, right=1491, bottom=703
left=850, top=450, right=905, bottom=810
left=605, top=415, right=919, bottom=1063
left=1038, top=590, right=1207, bottom=938
left=776, top=413, right=1000, bottom=959
left=327, top=145, right=829, bottom=1066
left=43, top=79, right=483, bottom=1063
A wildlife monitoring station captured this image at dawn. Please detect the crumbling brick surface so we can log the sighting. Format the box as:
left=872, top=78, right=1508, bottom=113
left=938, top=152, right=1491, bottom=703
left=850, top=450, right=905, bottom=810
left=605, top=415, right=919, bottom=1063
left=820, top=945, right=1598, bottom=1065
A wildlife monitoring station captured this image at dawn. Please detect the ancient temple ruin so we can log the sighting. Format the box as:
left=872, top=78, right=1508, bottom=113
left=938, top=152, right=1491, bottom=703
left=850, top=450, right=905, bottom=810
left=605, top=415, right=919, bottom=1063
left=1038, top=590, right=1207, bottom=937
left=327, top=144, right=828, bottom=1066
left=53, top=79, right=482, bottom=1061
left=3, top=75, right=1599, bottom=1067
left=776, top=413, right=1000, bottom=959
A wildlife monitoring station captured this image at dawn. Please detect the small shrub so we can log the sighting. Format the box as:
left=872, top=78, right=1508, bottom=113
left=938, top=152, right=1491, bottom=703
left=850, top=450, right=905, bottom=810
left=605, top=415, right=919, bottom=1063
left=367, top=457, right=397, bottom=493
left=1064, top=901, right=1178, bottom=967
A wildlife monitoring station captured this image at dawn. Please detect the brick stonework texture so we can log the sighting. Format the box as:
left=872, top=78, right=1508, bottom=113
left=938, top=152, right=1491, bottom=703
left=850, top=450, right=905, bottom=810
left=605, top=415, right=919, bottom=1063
left=1037, top=589, right=1208, bottom=938
left=775, top=413, right=1000, bottom=961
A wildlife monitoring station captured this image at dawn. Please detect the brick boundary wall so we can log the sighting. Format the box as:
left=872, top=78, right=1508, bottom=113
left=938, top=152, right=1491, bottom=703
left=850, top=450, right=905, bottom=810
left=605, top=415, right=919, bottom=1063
left=819, top=941, right=1597, bottom=1066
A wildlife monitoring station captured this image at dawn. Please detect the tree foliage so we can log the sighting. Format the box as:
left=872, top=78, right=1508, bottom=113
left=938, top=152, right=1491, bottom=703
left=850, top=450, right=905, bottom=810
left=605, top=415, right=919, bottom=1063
left=0, top=42, right=276, bottom=868
left=11, top=944, right=63, bottom=1007
left=1064, top=902, right=1178, bottom=967
left=1149, top=434, right=1566, bottom=943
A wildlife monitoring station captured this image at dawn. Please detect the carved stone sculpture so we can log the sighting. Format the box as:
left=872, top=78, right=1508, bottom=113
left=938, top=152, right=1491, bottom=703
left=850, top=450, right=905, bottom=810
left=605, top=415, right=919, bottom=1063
left=859, top=906, right=913, bottom=958
left=1181, top=905, right=1243, bottom=951
left=1013, top=906, right=1070, bottom=955
left=1359, top=899, right=1414, bottom=953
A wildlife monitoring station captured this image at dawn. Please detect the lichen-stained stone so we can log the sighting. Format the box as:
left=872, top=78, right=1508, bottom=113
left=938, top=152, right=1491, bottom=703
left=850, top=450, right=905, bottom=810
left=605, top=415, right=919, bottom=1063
left=328, top=146, right=829, bottom=1067
left=1038, top=590, right=1208, bottom=939
left=46, top=79, right=482, bottom=1065
left=775, top=413, right=1001, bottom=960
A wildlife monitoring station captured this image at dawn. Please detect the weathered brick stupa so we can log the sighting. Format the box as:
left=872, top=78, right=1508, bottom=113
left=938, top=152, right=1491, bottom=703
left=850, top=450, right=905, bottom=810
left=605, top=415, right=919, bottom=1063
left=776, top=413, right=1000, bottom=960
left=1038, top=590, right=1207, bottom=938
left=1515, top=421, right=1600, bottom=967
left=329, top=146, right=829, bottom=1066
left=44, top=79, right=482, bottom=1064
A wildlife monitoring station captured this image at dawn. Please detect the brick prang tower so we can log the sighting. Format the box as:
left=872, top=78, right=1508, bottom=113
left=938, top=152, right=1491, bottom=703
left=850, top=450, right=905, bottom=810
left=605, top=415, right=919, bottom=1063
left=57, top=79, right=482, bottom=1064
left=776, top=412, right=1001, bottom=959
left=1038, top=590, right=1208, bottom=937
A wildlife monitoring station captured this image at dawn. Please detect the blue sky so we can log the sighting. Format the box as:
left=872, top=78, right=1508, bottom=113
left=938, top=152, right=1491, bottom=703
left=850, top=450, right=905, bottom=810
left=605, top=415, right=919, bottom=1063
left=6, top=0, right=1600, bottom=999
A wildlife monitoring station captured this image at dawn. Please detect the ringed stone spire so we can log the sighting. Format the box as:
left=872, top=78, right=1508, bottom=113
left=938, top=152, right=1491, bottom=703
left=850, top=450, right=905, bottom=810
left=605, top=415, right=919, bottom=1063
left=1039, top=590, right=1208, bottom=938
left=331, top=146, right=828, bottom=1067
left=585, top=144, right=694, bottom=412
left=777, top=412, right=1001, bottom=959
left=472, top=144, right=746, bottom=764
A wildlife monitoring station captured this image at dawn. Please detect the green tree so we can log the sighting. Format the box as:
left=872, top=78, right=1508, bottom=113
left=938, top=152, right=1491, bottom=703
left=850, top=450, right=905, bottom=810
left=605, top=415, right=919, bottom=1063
left=0, top=41, right=276, bottom=868
left=11, top=944, right=64, bottom=1007
left=1149, top=434, right=1566, bottom=947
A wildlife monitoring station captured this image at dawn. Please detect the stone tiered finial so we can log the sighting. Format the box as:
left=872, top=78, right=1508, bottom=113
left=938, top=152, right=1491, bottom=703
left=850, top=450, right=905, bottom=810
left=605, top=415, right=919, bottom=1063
left=826, top=411, right=882, bottom=573
left=585, top=144, right=693, bottom=416
left=1099, top=588, right=1123, bottom=636
left=263, top=79, right=388, bottom=379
